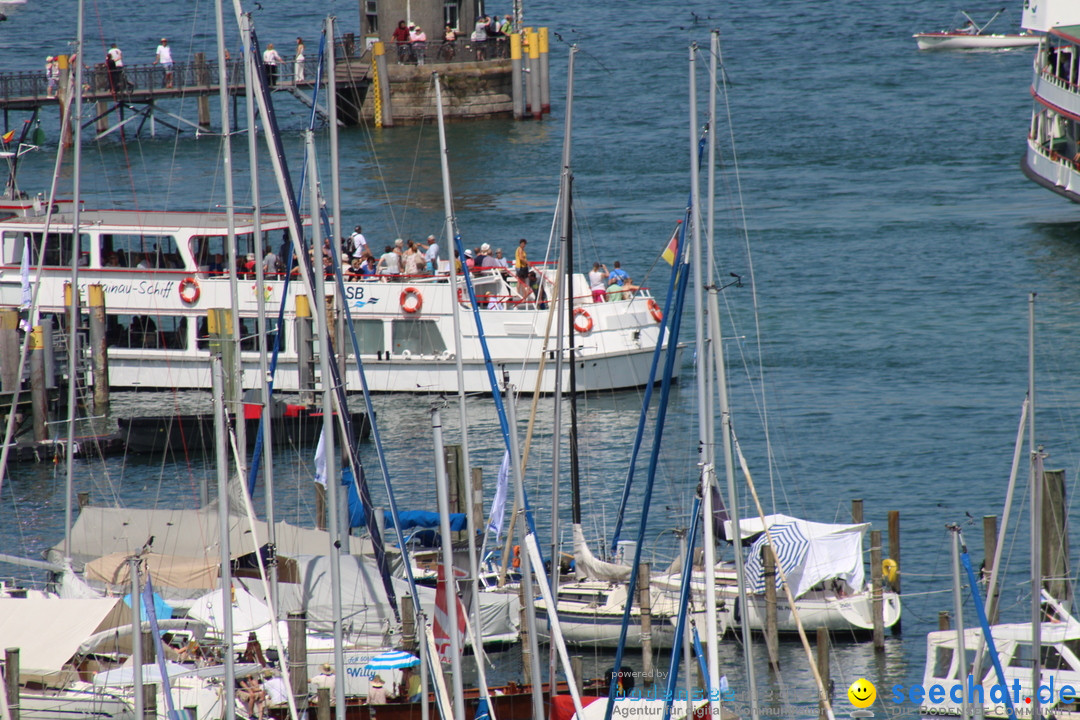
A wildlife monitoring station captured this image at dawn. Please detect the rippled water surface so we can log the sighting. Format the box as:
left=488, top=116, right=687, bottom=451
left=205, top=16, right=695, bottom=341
left=2, top=0, right=1080, bottom=717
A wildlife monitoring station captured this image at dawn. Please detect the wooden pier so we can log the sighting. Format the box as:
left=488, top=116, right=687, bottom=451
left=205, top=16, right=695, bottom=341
left=0, top=35, right=543, bottom=138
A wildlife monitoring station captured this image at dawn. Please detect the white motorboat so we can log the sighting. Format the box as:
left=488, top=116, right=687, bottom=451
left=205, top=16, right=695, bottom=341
left=535, top=579, right=680, bottom=649
left=0, top=208, right=678, bottom=394
left=914, top=9, right=1041, bottom=50
left=914, top=31, right=1040, bottom=50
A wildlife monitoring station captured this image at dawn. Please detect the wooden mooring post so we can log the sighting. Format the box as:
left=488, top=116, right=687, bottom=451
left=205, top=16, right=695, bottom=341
left=295, top=295, right=314, bottom=405
left=0, top=309, right=19, bottom=394
left=763, top=545, right=780, bottom=671
left=87, top=284, right=109, bottom=412
left=870, top=530, right=885, bottom=650
left=938, top=611, right=950, bottom=631
left=816, top=629, right=829, bottom=720
left=5, top=647, right=19, bottom=720
left=983, top=514, right=1001, bottom=624
left=28, top=325, right=47, bottom=442
left=287, top=612, right=308, bottom=714
left=1042, top=468, right=1071, bottom=605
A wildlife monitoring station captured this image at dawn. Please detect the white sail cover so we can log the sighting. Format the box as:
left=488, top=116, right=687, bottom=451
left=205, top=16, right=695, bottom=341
left=1023, top=0, right=1080, bottom=32
left=0, top=597, right=127, bottom=679
left=724, top=514, right=868, bottom=599
left=50, top=506, right=392, bottom=568
left=572, top=524, right=631, bottom=582
left=277, top=555, right=520, bottom=647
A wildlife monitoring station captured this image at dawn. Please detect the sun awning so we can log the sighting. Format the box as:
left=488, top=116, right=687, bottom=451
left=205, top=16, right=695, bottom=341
left=0, top=597, right=127, bottom=676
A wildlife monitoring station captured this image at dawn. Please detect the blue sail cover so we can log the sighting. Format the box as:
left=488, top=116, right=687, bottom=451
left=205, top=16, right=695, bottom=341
left=345, top=469, right=467, bottom=531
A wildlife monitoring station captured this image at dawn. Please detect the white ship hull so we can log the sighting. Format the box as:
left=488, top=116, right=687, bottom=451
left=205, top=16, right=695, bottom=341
left=0, top=209, right=681, bottom=394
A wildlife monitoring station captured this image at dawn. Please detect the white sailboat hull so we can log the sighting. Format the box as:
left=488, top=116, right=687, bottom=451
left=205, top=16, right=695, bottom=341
left=18, top=686, right=136, bottom=720
left=914, top=32, right=1041, bottom=50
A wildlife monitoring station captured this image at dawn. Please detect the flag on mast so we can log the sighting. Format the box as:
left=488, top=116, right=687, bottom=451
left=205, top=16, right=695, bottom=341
left=661, top=221, right=681, bottom=265
left=432, top=563, right=466, bottom=663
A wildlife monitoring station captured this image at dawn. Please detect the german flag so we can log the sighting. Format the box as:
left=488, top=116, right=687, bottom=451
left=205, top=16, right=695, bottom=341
left=1, top=130, right=13, bottom=144
left=661, top=221, right=681, bottom=265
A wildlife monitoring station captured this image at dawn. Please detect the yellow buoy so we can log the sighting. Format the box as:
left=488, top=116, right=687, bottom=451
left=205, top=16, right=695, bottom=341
left=882, top=558, right=898, bottom=585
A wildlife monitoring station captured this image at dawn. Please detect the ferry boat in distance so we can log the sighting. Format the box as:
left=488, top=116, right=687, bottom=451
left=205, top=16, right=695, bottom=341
left=1020, top=0, right=1080, bottom=201
left=0, top=208, right=678, bottom=394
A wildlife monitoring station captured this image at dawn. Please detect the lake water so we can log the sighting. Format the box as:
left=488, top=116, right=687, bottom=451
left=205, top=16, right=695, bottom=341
left=2, top=0, right=1080, bottom=717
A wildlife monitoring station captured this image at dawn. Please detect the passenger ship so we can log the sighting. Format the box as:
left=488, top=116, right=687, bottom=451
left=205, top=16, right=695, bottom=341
left=0, top=208, right=679, bottom=394
left=1020, top=2, right=1080, bottom=201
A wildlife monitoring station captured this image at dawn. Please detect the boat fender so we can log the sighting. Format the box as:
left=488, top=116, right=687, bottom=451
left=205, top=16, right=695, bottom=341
left=400, top=287, right=423, bottom=314
left=573, top=307, right=593, bottom=334
left=882, top=558, right=898, bottom=585
left=401, top=349, right=412, bottom=360
left=178, top=277, right=201, bottom=304
left=438, top=349, right=452, bottom=361
left=647, top=298, right=663, bottom=323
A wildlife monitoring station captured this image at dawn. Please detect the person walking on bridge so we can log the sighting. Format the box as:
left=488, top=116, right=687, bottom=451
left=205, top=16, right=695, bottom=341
left=263, top=43, right=284, bottom=86
left=154, top=38, right=173, bottom=88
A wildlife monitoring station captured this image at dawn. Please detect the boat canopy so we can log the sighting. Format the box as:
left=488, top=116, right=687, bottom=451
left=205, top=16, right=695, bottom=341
left=1050, top=24, right=1080, bottom=44
left=724, top=514, right=869, bottom=599
left=0, top=597, right=127, bottom=679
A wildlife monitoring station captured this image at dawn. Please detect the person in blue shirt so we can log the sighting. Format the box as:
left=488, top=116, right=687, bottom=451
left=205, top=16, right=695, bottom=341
left=608, top=260, right=629, bottom=286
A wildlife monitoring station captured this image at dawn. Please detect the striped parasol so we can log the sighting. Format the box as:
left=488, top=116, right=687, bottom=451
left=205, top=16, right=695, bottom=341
left=365, top=650, right=420, bottom=670
left=744, top=520, right=809, bottom=594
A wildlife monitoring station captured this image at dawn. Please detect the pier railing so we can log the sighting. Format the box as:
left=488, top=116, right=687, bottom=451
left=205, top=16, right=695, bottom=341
left=0, top=38, right=509, bottom=105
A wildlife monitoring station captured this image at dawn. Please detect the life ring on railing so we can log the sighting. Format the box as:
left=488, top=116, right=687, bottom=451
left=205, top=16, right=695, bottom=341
left=647, top=298, right=663, bottom=323
left=400, top=287, right=423, bottom=314
left=178, top=277, right=200, bottom=305
left=573, top=307, right=593, bottom=334
left=457, top=287, right=470, bottom=305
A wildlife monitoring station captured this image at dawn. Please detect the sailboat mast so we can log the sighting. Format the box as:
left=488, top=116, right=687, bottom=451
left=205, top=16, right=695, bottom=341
left=949, top=526, right=970, bottom=720
left=213, top=355, right=237, bottom=717
left=307, top=132, right=347, bottom=718
left=215, top=0, right=246, bottom=475
left=698, top=41, right=759, bottom=720
left=63, top=0, right=86, bottom=564
left=700, top=32, right=722, bottom=715
left=242, top=11, right=278, bottom=613
left=1029, top=292, right=1042, bottom=720
left=432, top=409, right=466, bottom=720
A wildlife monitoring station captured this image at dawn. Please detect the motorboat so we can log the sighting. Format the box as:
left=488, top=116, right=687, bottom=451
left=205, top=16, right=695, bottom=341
left=914, top=9, right=1041, bottom=50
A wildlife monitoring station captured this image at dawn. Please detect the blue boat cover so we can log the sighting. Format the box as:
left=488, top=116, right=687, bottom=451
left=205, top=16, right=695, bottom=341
left=344, top=469, right=466, bottom=531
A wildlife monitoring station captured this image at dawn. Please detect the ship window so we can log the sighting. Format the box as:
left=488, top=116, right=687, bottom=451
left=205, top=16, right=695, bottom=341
left=11, top=231, right=92, bottom=267
left=1009, top=643, right=1070, bottom=669
left=392, top=319, right=446, bottom=355
left=188, top=232, right=276, bottom=273
left=101, top=234, right=180, bottom=269
left=350, top=318, right=385, bottom=355
left=107, top=314, right=188, bottom=350
left=195, top=317, right=285, bottom=352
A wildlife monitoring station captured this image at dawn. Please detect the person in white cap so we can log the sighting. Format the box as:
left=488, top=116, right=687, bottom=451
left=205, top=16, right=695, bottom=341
left=420, top=234, right=439, bottom=272
left=46, top=56, right=59, bottom=97
left=154, top=38, right=173, bottom=88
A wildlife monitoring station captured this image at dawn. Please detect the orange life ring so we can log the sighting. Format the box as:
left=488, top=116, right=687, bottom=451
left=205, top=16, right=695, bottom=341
left=647, top=298, right=663, bottom=323
left=400, top=287, right=423, bottom=314
left=178, top=277, right=200, bottom=305
left=457, top=287, right=470, bottom=305
left=573, top=307, right=593, bottom=334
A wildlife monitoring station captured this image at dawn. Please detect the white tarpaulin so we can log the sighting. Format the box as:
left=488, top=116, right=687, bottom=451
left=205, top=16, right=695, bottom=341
left=0, top=597, right=126, bottom=675
left=724, top=514, right=868, bottom=599
left=187, top=585, right=273, bottom=634
left=49, top=506, right=389, bottom=569
left=277, top=555, right=519, bottom=647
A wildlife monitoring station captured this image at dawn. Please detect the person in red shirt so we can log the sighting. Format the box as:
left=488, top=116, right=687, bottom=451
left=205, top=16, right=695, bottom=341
left=392, top=20, right=411, bottom=62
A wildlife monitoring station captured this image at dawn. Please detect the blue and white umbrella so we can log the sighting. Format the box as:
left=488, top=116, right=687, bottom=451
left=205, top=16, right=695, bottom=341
left=744, top=520, right=809, bottom=594
left=365, top=650, right=420, bottom=670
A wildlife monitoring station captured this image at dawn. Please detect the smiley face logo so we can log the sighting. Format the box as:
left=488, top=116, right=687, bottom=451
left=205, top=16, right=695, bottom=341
left=848, top=678, right=876, bottom=709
